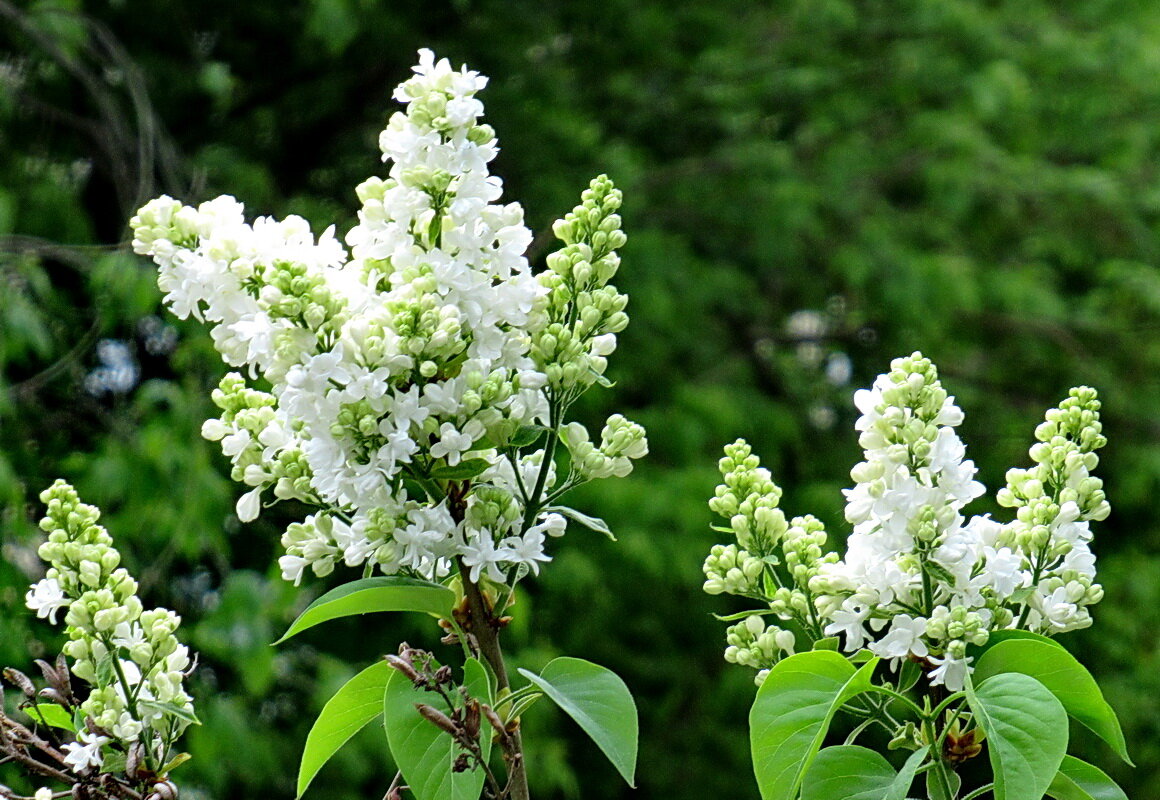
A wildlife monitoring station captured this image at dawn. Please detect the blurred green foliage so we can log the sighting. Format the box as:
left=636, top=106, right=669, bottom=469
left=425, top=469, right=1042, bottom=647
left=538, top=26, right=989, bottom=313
left=3, top=0, right=1160, bottom=797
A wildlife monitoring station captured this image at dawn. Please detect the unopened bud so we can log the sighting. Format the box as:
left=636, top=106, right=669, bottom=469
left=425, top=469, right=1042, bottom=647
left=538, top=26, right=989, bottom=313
left=415, top=703, right=458, bottom=736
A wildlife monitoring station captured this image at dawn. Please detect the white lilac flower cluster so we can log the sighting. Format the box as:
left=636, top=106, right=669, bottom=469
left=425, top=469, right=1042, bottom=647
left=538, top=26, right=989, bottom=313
left=704, top=353, right=1108, bottom=691
left=25, top=480, right=195, bottom=774
left=129, top=50, right=645, bottom=589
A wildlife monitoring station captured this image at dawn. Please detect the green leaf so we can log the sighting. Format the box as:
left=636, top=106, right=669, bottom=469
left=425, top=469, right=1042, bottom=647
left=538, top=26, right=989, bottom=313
left=30, top=703, right=74, bottom=731
left=297, top=659, right=393, bottom=797
left=547, top=505, right=616, bottom=540
left=505, top=691, right=542, bottom=724
left=383, top=657, right=491, bottom=800
left=510, top=425, right=547, bottom=447
left=160, top=752, right=193, bottom=775
left=967, top=672, right=1068, bottom=800
left=138, top=699, right=201, bottom=726
left=886, top=746, right=929, bottom=800
left=801, top=745, right=895, bottom=800
left=462, top=658, right=491, bottom=704
left=95, top=652, right=115, bottom=687
left=276, top=577, right=454, bottom=643
left=590, top=369, right=615, bottom=388
left=430, top=458, right=491, bottom=480
left=812, top=637, right=840, bottom=651
left=974, top=638, right=1131, bottom=765
left=100, top=750, right=128, bottom=775
left=517, top=657, right=638, bottom=786
left=1046, top=755, right=1130, bottom=800
left=749, top=651, right=880, bottom=800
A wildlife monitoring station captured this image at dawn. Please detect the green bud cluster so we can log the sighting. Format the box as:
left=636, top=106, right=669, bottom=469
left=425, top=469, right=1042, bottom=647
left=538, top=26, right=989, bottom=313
left=702, top=544, right=764, bottom=595
left=994, top=387, right=1109, bottom=632
left=561, top=415, right=648, bottom=481
left=724, top=615, right=796, bottom=685
left=533, top=175, right=629, bottom=397
left=782, top=516, right=837, bottom=589
left=925, top=605, right=989, bottom=649
left=709, top=440, right=787, bottom=554
left=857, top=353, right=954, bottom=467
left=30, top=481, right=196, bottom=764
left=129, top=196, right=199, bottom=253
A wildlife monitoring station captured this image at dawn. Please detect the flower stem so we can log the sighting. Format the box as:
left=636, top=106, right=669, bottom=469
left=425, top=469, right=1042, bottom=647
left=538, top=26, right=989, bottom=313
left=459, top=559, right=530, bottom=800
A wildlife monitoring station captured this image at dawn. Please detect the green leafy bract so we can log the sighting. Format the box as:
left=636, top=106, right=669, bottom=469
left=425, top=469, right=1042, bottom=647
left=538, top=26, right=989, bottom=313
left=383, top=657, right=491, bottom=800
left=518, top=656, right=638, bottom=786
left=275, top=577, right=454, bottom=643
left=749, top=651, right=880, bottom=800
left=975, top=638, right=1131, bottom=765
left=547, top=505, right=616, bottom=541
left=297, top=659, right=393, bottom=797
left=967, top=672, right=1068, bottom=800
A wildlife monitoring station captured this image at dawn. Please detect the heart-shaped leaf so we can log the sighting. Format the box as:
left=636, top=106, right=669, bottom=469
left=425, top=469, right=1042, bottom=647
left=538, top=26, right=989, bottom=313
left=975, top=638, right=1131, bottom=765
left=749, top=651, right=880, bottom=800
left=518, top=657, right=638, bottom=786
left=276, top=577, right=454, bottom=643
left=967, top=672, right=1068, bottom=800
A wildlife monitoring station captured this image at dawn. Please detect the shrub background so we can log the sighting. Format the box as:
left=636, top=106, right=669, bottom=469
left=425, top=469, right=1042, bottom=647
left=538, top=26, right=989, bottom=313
left=2, top=1, right=1159, bottom=797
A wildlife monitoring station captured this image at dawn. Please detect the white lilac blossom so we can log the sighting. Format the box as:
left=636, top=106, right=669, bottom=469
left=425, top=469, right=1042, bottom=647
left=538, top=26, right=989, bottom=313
left=704, top=353, right=1109, bottom=691
left=27, top=480, right=196, bottom=774
left=130, top=50, right=646, bottom=590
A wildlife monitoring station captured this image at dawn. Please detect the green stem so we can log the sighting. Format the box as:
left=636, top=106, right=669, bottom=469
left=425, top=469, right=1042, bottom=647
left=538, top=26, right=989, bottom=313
left=867, top=685, right=926, bottom=719
left=520, top=396, right=559, bottom=533
left=931, top=691, right=965, bottom=721
left=106, top=643, right=159, bottom=774
left=844, top=717, right=876, bottom=745
left=923, top=717, right=957, bottom=800
left=960, top=784, right=994, bottom=800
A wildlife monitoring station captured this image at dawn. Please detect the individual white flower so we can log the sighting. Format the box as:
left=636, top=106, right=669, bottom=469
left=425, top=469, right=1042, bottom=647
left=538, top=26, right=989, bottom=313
left=499, top=528, right=553, bottom=576
left=461, top=531, right=506, bottom=583
left=870, top=614, right=929, bottom=661
left=26, top=577, right=67, bottom=624
left=825, top=602, right=871, bottom=651
left=62, top=730, right=109, bottom=774
left=430, top=421, right=479, bottom=465
left=928, top=653, right=971, bottom=691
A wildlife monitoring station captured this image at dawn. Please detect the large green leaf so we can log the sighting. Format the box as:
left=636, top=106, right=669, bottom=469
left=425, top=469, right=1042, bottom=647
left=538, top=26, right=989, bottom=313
left=749, top=651, right=880, bottom=800
left=967, top=672, right=1068, bottom=800
left=297, top=659, right=393, bottom=798
left=518, top=657, right=638, bottom=786
left=975, top=638, right=1131, bottom=765
left=1046, top=755, right=1130, bottom=800
left=801, top=745, right=895, bottom=800
left=276, top=577, right=455, bottom=643
left=383, top=657, right=492, bottom=800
